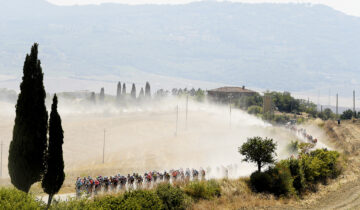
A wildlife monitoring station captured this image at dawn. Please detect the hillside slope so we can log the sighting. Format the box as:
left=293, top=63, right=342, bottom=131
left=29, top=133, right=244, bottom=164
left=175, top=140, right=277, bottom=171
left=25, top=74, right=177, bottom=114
left=298, top=120, right=360, bottom=209
left=0, top=1, right=360, bottom=94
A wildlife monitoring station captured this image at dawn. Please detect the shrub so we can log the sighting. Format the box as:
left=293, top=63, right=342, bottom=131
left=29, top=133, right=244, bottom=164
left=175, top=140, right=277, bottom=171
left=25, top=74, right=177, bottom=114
left=250, top=171, right=272, bottom=193
left=340, top=109, right=354, bottom=120
left=92, top=195, right=124, bottom=209
left=184, top=180, right=221, bottom=201
left=51, top=190, right=163, bottom=210
left=122, top=190, right=163, bottom=210
left=247, top=105, right=263, bottom=115
left=268, top=165, right=295, bottom=197
left=273, top=114, right=290, bottom=124
left=250, top=164, right=296, bottom=197
left=287, top=140, right=299, bottom=153
left=278, top=159, right=306, bottom=194
left=156, top=183, right=187, bottom=210
left=50, top=198, right=92, bottom=210
left=0, top=188, right=42, bottom=210
left=301, top=149, right=341, bottom=184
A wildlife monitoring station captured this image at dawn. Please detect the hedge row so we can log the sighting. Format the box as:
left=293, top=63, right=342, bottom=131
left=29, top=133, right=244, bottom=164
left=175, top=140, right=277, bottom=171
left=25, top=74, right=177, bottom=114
left=0, top=180, right=221, bottom=210
left=250, top=149, right=342, bottom=197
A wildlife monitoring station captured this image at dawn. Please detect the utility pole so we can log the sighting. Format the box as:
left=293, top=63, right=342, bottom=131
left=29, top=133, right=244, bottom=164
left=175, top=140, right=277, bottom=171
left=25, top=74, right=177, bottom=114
left=0, top=141, right=3, bottom=178
left=175, top=105, right=179, bottom=136
left=317, top=90, right=320, bottom=112
left=102, top=129, right=106, bottom=164
left=336, top=93, right=339, bottom=118
left=353, top=90, right=356, bottom=114
left=186, top=95, right=188, bottom=129
left=229, top=94, right=233, bottom=128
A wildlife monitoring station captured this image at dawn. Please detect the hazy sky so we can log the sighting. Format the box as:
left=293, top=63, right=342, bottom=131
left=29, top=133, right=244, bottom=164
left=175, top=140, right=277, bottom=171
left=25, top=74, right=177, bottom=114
left=47, top=0, right=360, bottom=17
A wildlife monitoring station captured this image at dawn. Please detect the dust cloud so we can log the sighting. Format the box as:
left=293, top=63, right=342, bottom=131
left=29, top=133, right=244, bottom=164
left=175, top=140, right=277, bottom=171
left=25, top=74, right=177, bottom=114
left=0, top=96, right=330, bottom=180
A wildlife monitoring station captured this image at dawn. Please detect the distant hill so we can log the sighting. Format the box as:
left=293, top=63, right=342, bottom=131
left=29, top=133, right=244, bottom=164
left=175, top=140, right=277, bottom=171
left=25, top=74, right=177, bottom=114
left=0, top=1, right=359, bottom=96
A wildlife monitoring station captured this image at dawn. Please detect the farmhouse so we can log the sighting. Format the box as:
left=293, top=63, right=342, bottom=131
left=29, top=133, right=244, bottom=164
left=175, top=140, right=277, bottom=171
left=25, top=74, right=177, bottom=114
left=207, top=86, right=257, bottom=102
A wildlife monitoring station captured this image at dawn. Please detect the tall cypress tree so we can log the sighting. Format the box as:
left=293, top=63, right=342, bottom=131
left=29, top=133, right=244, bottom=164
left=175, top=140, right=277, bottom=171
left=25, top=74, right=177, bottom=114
left=90, top=92, right=96, bottom=104
left=99, top=87, right=105, bottom=102
left=145, top=82, right=151, bottom=98
left=139, top=87, right=145, bottom=99
left=131, top=83, right=136, bottom=99
left=42, top=94, right=65, bottom=209
left=116, top=82, right=121, bottom=101
left=8, top=43, right=48, bottom=193
left=122, top=83, right=126, bottom=95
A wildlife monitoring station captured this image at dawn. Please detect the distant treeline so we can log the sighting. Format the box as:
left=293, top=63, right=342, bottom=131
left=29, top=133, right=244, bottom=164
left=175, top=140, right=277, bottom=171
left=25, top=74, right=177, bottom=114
left=234, top=91, right=359, bottom=121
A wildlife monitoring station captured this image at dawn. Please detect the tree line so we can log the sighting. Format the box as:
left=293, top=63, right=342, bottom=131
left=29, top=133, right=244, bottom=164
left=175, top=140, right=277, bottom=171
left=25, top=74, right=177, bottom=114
left=89, top=81, right=151, bottom=104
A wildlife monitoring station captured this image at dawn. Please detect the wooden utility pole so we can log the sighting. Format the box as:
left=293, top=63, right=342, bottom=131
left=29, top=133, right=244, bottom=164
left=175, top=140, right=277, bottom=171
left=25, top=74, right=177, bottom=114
left=186, top=95, right=188, bottom=129
left=336, top=93, right=339, bottom=118
left=175, top=105, right=179, bottom=136
left=353, top=90, right=356, bottom=114
left=229, top=94, right=233, bottom=128
left=102, top=129, right=106, bottom=164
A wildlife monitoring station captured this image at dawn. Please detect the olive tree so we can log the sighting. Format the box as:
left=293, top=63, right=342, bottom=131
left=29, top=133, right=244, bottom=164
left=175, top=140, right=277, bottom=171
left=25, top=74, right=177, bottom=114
left=239, top=136, right=277, bottom=172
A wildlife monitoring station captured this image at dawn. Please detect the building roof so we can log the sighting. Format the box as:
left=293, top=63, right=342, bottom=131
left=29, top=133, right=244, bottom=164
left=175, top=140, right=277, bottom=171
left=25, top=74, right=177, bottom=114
left=207, top=86, right=256, bottom=93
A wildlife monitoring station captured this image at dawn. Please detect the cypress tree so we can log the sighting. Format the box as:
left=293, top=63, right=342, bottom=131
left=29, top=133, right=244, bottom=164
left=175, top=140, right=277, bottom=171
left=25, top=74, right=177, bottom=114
left=145, top=82, right=151, bottom=98
left=131, top=83, right=136, bottom=99
left=90, top=92, right=96, bottom=104
left=122, top=83, right=126, bottom=95
left=8, top=43, right=48, bottom=193
left=42, top=94, right=65, bottom=209
left=139, top=87, right=145, bottom=99
left=99, top=87, right=105, bottom=102
left=116, top=82, right=121, bottom=101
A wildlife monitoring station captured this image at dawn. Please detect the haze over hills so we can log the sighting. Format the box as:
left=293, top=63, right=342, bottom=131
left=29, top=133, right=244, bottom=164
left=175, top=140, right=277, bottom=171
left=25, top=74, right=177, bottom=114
left=0, top=0, right=359, bottom=98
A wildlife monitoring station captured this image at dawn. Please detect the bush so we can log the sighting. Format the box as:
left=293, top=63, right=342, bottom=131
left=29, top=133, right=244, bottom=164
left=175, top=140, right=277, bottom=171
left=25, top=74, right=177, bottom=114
left=268, top=165, right=295, bottom=197
left=340, top=109, right=354, bottom=120
left=50, top=198, right=92, bottom=210
left=184, top=180, right=221, bottom=201
left=301, top=149, right=341, bottom=184
left=51, top=190, right=163, bottom=210
left=0, top=188, right=42, bottom=210
left=273, top=114, right=290, bottom=124
left=278, top=159, right=306, bottom=194
left=250, top=171, right=272, bottom=193
left=156, top=183, right=187, bottom=210
left=247, top=105, right=263, bottom=115
left=92, top=195, right=124, bottom=209
left=250, top=165, right=295, bottom=197
left=122, top=190, right=163, bottom=210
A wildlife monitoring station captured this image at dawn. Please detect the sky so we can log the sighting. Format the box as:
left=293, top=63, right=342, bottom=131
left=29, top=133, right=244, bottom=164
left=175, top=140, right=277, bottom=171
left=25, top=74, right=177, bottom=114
left=47, top=0, right=360, bottom=17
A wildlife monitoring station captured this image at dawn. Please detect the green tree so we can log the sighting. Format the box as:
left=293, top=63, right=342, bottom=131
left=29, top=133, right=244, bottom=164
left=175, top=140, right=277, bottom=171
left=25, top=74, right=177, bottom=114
left=239, top=137, right=277, bottom=172
left=320, top=108, right=334, bottom=120
left=195, top=88, right=205, bottom=102
left=8, top=43, right=48, bottom=192
left=42, top=95, right=65, bottom=209
left=340, top=109, right=353, bottom=120
left=145, top=82, right=151, bottom=98
left=131, top=83, right=136, bottom=99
